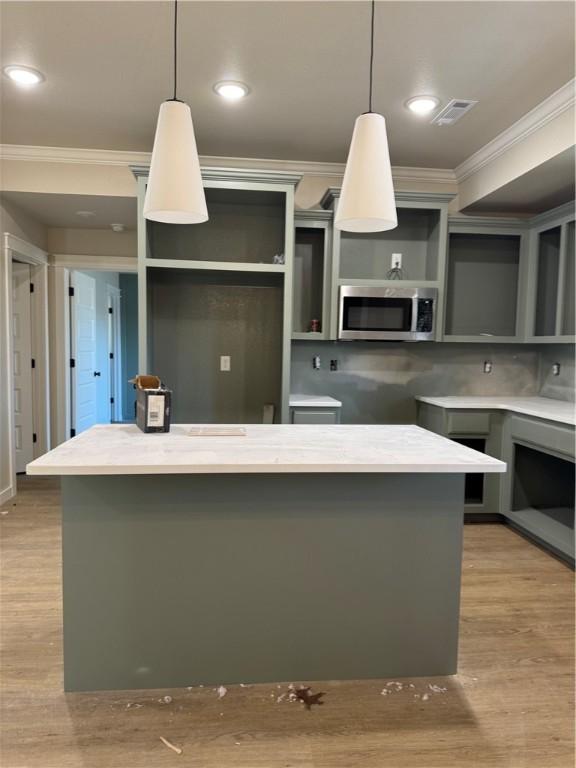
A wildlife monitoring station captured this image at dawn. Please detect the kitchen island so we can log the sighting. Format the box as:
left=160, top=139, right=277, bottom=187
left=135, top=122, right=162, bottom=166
left=27, top=424, right=505, bottom=692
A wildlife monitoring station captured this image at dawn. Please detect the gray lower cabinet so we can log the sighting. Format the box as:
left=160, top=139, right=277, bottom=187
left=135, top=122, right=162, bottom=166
left=499, top=415, right=575, bottom=562
left=417, top=403, right=504, bottom=516
left=418, top=402, right=575, bottom=563
left=290, top=407, right=340, bottom=424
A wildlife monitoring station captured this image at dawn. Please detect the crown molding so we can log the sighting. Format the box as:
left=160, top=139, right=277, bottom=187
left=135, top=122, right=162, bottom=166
left=448, top=213, right=529, bottom=233
left=0, top=144, right=455, bottom=185
left=294, top=208, right=333, bottom=222
left=0, top=145, right=151, bottom=166
left=455, top=79, right=576, bottom=183
left=131, top=165, right=302, bottom=186
left=392, top=167, right=456, bottom=185
left=321, top=187, right=456, bottom=210
left=528, top=200, right=575, bottom=229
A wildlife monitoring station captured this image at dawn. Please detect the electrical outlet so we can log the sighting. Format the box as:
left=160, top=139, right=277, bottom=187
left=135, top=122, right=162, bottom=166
left=552, top=362, right=561, bottom=376
left=483, top=361, right=492, bottom=374
left=391, top=253, right=402, bottom=270
left=330, top=359, right=338, bottom=371
left=220, top=355, right=231, bottom=372
left=312, top=356, right=321, bottom=370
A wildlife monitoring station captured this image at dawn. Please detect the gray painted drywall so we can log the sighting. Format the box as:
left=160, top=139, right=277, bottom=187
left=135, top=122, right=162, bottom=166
left=445, top=234, right=520, bottom=337
left=291, top=342, right=540, bottom=424
left=538, top=345, right=575, bottom=402
left=149, top=269, right=283, bottom=423
left=119, top=274, right=138, bottom=420
left=147, top=188, right=285, bottom=265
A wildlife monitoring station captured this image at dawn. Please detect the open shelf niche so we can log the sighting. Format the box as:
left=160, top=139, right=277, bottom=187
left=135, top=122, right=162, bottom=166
left=534, top=226, right=562, bottom=336
left=292, top=211, right=332, bottom=339
left=338, top=208, right=441, bottom=282
left=444, top=232, right=522, bottom=338
left=510, top=442, right=575, bottom=560
left=147, top=187, right=286, bottom=266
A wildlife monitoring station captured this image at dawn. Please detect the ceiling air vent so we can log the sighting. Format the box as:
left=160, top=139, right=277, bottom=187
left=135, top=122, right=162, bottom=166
left=431, top=99, right=478, bottom=126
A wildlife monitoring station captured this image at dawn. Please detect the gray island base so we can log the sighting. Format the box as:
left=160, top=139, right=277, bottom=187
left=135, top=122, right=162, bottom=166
left=28, top=424, right=505, bottom=692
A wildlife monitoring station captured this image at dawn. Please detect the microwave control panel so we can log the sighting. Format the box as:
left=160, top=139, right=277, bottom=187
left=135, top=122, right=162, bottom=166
left=416, top=298, right=434, bottom=333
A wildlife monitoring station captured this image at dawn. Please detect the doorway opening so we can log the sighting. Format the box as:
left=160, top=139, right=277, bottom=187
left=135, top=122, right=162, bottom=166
left=12, top=261, right=36, bottom=472
left=69, top=271, right=138, bottom=436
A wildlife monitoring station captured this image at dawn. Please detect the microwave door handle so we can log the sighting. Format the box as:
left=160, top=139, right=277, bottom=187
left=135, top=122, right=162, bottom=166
left=411, top=296, right=419, bottom=333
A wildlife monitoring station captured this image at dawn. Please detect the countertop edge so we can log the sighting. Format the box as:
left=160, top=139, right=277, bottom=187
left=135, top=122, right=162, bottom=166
left=27, top=462, right=507, bottom=476
left=415, top=397, right=575, bottom=426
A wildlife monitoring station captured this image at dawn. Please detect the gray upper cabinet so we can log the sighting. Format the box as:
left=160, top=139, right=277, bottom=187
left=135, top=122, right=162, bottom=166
left=338, top=207, right=442, bottom=282
left=534, top=226, right=562, bottom=336
left=146, top=187, right=287, bottom=266
left=292, top=210, right=332, bottom=341
left=134, top=168, right=301, bottom=424
left=321, top=189, right=453, bottom=340
left=526, top=202, right=575, bottom=344
left=443, top=218, right=528, bottom=342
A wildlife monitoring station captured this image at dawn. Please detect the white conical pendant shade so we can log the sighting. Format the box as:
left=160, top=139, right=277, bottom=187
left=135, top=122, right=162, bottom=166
left=144, top=100, right=208, bottom=224
left=335, top=112, right=397, bottom=233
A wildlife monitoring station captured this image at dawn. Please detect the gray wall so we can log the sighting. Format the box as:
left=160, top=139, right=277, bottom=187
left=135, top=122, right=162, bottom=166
left=538, top=345, right=575, bottom=402
left=149, top=269, right=283, bottom=423
left=119, top=274, right=138, bottom=421
left=0, top=197, right=47, bottom=250
left=291, top=342, right=541, bottom=424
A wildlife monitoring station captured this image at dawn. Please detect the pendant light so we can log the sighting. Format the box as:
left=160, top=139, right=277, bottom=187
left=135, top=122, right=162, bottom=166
left=335, top=0, right=397, bottom=233
left=144, top=0, right=208, bottom=224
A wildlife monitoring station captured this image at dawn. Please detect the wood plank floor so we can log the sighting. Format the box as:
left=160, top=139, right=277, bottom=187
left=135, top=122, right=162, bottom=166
left=1, top=476, right=574, bottom=768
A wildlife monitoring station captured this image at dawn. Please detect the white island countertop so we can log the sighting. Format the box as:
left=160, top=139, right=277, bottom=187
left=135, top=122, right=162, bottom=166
left=416, top=396, right=575, bottom=426
left=26, top=424, right=505, bottom=476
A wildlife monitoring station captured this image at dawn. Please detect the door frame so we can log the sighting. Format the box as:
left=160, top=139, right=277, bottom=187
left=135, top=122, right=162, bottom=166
left=49, top=254, right=136, bottom=445
left=0, top=234, right=50, bottom=504
left=106, top=284, right=123, bottom=422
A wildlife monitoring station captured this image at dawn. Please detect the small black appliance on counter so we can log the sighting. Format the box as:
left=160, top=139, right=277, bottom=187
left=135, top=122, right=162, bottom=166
left=131, top=375, right=172, bottom=433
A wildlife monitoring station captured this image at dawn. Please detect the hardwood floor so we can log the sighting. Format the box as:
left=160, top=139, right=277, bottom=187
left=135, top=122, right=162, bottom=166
left=1, top=476, right=574, bottom=768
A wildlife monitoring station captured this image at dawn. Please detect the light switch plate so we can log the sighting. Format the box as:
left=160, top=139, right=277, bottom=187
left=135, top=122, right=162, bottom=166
left=220, top=355, right=231, bottom=372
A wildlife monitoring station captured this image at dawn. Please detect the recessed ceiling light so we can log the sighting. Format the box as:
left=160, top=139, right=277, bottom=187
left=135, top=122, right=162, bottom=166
left=406, top=96, right=440, bottom=116
left=3, top=65, right=45, bottom=86
left=75, top=210, right=96, bottom=218
left=213, top=81, right=250, bottom=101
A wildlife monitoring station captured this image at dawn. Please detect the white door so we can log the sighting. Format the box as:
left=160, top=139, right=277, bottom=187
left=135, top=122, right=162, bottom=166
left=71, top=272, right=98, bottom=435
left=12, top=262, right=34, bottom=472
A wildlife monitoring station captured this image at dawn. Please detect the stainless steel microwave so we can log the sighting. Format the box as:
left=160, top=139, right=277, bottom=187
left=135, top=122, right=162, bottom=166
left=338, top=286, right=437, bottom=341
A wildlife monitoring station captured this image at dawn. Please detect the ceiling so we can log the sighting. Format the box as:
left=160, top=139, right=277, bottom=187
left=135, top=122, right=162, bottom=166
left=0, top=191, right=137, bottom=229
left=466, top=146, right=576, bottom=215
left=1, top=1, right=574, bottom=167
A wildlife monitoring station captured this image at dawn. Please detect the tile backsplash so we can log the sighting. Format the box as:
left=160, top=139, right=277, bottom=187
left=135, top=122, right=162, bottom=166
left=291, top=342, right=541, bottom=424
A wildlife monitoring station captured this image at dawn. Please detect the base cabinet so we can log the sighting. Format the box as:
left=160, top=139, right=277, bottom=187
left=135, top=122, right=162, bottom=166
left=417, top=402, right=575, bottom=563
left=417, top=403, right=504, bottom=517
left=290, top=407, right=340, bottom=424
left=499, top=415, right=575, bottom=563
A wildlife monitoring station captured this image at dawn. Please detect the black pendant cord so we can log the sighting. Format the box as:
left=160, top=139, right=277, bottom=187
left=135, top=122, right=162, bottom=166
left=368, top=0, right=375, bottom=113
left=171, top=0, right=179, bottom=101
